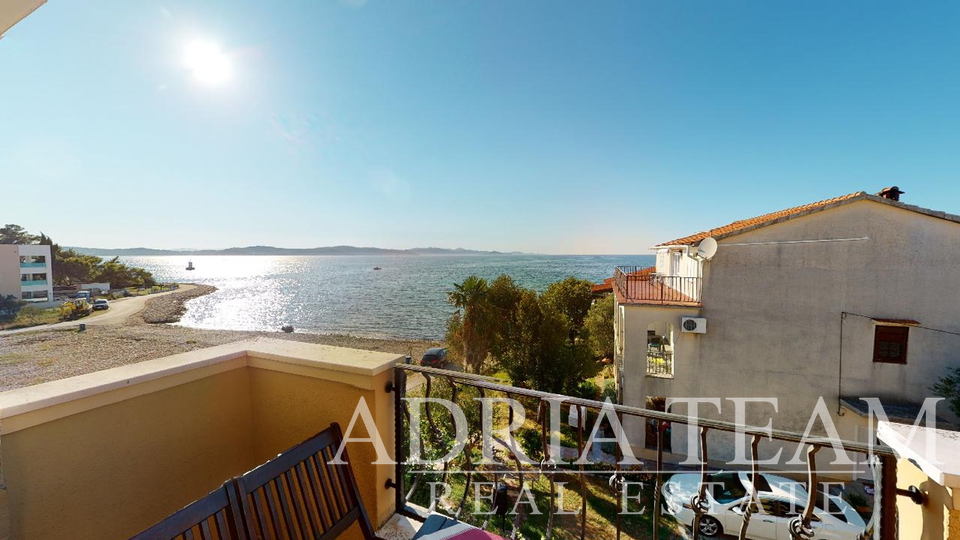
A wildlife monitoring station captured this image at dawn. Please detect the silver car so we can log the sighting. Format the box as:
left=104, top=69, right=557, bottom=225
left=661, top=471, right=867, bottom=539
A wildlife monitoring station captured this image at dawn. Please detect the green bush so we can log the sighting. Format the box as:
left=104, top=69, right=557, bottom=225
left=516, top=428, right=544, bottom=463
left=931, top=367, right=960, bottom=418
left=602, top=380, right=617, bottom=402
left=572, top=380, right=601, bottom=400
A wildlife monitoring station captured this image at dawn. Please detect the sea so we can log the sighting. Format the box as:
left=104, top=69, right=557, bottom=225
left=117, top=254, right=655, bottom=340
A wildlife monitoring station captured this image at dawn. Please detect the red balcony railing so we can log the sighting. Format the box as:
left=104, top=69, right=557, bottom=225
left=614, top=266, right=702, bottom=305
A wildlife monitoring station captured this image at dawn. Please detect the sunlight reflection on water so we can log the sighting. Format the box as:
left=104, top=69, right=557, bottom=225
left=118, top=255, right=654, bottom=340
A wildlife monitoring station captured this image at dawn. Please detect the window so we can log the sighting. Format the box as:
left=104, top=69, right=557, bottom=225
left=710, top=473, right=747, bottom=503
left=874, top=325, right=909, bottom=364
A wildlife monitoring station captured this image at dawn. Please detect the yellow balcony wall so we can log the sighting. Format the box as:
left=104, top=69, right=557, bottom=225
left=0, top=339, right=401, bottom=540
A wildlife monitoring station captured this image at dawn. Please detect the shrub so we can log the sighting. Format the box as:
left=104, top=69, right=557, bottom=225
left=516, top=428, right=544, bottom=463
left=572, top=380, right=600, bottom=401
left=602, top=380, right=618, bottom=402
left=931, top=367, right=960, bottom=418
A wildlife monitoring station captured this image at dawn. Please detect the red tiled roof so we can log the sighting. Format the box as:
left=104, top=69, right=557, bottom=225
left=592, top=266, right=655, bottom=293
left=873, top=318, right=921, bottom=326
left=657, top=192, right=868, bottom=246
left=592, top=277, right=614, bottom=293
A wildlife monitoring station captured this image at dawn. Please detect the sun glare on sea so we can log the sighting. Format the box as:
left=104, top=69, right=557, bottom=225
left=184, top=40, right=231, bottom=85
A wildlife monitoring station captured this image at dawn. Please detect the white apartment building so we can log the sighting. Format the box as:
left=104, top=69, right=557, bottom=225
left=0, top=244, right=54, bottom=303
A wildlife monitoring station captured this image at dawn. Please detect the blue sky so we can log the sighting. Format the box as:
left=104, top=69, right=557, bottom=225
left=2, top=1, right=959, bottom=254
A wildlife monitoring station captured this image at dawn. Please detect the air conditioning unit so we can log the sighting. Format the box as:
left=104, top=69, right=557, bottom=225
left=681, top=317, right=707, bottom=334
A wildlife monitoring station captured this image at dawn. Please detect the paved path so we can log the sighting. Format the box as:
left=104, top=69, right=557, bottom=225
left=0, top=285, right=196, bottom=336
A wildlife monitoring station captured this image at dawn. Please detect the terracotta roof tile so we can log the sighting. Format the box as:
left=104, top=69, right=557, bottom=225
left=592, top=267, right=655, bottom=293
left=657, top=192, right=868, bottom=246
left=591, top=277, right=614, bottom=293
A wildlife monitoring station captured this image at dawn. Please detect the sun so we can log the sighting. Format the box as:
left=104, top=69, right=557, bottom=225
left=184, top=40, right=231, bottom=85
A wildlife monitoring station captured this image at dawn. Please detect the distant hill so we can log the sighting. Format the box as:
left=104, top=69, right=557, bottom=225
left=68, top=245, right=523, bottom=257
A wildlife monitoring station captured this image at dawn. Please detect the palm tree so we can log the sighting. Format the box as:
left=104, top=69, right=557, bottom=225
left=447, top=276, right=491, bottom=373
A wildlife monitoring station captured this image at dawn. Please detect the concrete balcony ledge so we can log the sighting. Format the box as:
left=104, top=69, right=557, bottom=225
left=878, top=420, right=960, bottom=488
left=0, top=339, right=404, bottom=540
left=0, top=338, right=401, bottom=431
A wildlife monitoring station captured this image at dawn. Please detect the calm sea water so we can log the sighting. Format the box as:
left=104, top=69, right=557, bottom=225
left=118, top=255, right=654, bottom=340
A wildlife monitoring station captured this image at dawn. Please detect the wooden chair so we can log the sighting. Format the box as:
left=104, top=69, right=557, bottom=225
left=129, top=481, right=248, bottom=540
left=234, top=422, right=382, bottom=540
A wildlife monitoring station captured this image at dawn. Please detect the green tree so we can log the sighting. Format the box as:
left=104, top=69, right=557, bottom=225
left=92, top=257, right=157, bottom=288
left=0, top=224, right=37, bottom=244
left=496, top=290, right=596, bottom=394
left=53, top=250, right=99, bottom=285
left=485, top=274, right=525, bottom=357
left=542, top=277, right=594, bottom=341
left=583, top=294, right=615, bottom=359
left=447, top=276, right=492, bottom=374
left=931, top=367, right=960, bottom=418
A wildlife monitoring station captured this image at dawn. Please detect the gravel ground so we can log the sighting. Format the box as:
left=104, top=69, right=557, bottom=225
left=0, top=286, right=441, bottom=391
left=137, top=284, right=219, bottom=323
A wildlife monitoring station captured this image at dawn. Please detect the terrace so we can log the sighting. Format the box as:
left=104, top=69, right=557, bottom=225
left=613, top=267, right=701, bottom=307
left=0, top=340, right=939, bottom=540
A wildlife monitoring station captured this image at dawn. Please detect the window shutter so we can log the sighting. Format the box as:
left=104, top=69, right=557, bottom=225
left=873, top=326, right=909, bottom=364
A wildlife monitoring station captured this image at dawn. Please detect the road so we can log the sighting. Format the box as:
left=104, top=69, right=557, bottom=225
left=0, top=285, right=196, bottom=336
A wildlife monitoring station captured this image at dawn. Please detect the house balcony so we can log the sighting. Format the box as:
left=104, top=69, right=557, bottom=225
left=19, top=279, right=48, bottom=287
left=18, top=262, right=46, bottom=269
left=0, top=340, right=913, bottom=540
left=646, top=350, right=674, bottom=377
left=613, top=266, right=701, bottom=307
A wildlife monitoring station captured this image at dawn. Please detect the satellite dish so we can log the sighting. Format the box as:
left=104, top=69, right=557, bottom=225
left=696, top=237, right=718, bottom=260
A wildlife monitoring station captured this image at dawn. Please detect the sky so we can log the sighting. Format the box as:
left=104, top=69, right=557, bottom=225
left=2, top=1, right=960, bottom=254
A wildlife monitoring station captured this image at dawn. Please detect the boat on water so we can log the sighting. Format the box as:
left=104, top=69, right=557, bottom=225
left=186, top=260, right=195, bottom=271
left=373, top=266, right=382, bottom=270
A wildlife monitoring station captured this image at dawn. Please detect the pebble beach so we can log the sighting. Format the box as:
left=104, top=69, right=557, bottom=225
left=0, top=285, right=440, bottom=392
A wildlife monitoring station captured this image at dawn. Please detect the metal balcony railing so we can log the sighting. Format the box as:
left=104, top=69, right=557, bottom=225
left=391, top=364, right=899, bottom=540
left=647, top=351, right=674, bottom=377
left=614, top=267, right=701, bottom=305
left=20, top=279, right=48, bottom=286
left=19, top=261, right=47, bottom=268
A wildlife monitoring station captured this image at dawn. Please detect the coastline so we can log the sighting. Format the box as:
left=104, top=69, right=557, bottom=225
left=137, top=283, right=218, bottom=324
left=0, top=282, right=441, bottom=391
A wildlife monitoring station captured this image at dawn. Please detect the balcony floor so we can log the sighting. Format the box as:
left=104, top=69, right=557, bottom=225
left=613, top=281, right=701, bottom=307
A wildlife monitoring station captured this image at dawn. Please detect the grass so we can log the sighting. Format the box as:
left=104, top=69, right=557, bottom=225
left=402, top=382, right=687, bottom=539
left=0, top=306, right=61, bottom=330
left=414, top=468, right=684, bottom=539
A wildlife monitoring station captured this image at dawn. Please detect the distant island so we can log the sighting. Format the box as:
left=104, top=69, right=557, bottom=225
left=67, top=245, right=524, bottom=257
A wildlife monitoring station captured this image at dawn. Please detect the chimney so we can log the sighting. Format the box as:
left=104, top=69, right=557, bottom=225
left=877, top=186, right=904, bottom=201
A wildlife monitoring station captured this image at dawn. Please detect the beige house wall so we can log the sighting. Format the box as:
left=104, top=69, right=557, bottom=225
left=0, top=245, right=20, bottom=300
left=616, top=199, right=960, bottom=465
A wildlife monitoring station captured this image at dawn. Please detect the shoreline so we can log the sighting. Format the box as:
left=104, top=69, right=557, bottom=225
left=0, top=281, right=445, bottom=391
left=137, top=283, right=218, bottom=324
left=0, top=320, right=441, bottom=392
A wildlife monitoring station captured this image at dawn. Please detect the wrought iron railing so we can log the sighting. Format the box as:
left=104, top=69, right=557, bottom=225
left=390, top=364, right=900, bottom=540
left=647, top=351, right=673, bottom=377
left=614, top=267, right=701, bottom=305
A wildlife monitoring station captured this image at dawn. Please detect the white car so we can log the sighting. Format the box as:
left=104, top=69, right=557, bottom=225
left=661, top=471, right=866, bottom=539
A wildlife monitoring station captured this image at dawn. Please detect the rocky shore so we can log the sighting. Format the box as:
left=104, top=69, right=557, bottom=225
left=0, top=324, right=441, bottom=391
left=137, top=284, right=218, bottom=323
left=0, top=284, right=442, bottom=391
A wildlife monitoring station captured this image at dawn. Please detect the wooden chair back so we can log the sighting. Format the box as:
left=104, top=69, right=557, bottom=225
left=129, top=481, right=248, bottom=540
left=234, top=423, right=380, bottom=540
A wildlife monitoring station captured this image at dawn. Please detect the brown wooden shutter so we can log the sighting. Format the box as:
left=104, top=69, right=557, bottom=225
left=873, top=325, right=909, bottom=364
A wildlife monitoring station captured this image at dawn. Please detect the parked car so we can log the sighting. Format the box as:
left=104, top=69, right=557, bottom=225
left=419, top=348, right=448, bottom=367
left=661, top=471, right=866, bottom=539
left=93, top=299, right=110, bottom=311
